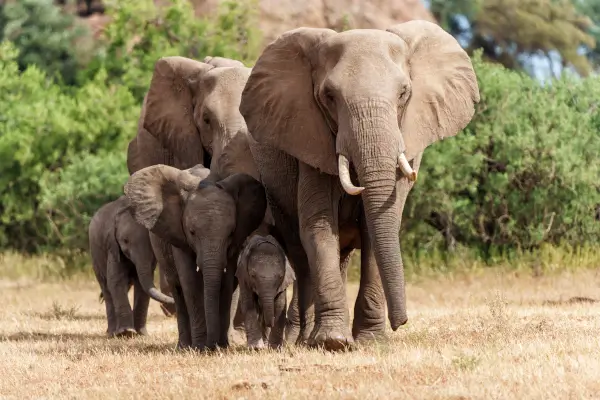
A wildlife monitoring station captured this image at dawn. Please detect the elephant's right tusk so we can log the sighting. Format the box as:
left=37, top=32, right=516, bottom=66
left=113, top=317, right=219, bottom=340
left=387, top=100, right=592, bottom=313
left=338, top=155, right=365, bottom=195
left=398, top=153, right=417, bottom=182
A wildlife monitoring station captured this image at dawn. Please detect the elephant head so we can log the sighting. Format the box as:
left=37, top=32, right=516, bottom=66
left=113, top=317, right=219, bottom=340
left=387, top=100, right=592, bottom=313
left=124, top=164, right=267, bottom=348
left=236, top=235, right=295, bottom=328
left=140, top=56, right=253, bottom=177
left=240, top=21, right=480, bottom=330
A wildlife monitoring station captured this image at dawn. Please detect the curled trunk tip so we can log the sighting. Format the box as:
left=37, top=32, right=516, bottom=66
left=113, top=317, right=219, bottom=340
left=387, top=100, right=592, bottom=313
left=149, top=288, right=175, bottom=304
left=398, top=153, right=417, bottom=182
left=338, top=154, right=365, bottom=195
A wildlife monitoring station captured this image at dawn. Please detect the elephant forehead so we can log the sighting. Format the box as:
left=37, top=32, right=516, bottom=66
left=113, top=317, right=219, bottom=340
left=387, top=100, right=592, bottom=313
left=322, top=29, right=407, bottom=58
left=203, top=67, right=251, bottom=94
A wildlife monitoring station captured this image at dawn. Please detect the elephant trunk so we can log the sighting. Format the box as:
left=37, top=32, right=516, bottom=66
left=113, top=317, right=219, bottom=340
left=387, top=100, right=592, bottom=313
left=131, top=245, right=175, bottom=305
left=202, top=253, right=225, bottom=349
left=258, top=282, right=276, bottom=328
left=343, top=99, right=408, bottom=330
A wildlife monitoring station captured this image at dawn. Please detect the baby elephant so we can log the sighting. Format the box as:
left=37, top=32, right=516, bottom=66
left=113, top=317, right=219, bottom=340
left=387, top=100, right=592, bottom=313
left=88, top=196, right=174, bottom=337
left=236, top=234, right=295, bottom=349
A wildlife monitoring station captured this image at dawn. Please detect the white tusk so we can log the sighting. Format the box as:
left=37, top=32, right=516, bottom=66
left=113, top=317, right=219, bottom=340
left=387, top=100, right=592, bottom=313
left=398, top=153, right=417, bottom=182
left=338, top=155, right=365, bottom=195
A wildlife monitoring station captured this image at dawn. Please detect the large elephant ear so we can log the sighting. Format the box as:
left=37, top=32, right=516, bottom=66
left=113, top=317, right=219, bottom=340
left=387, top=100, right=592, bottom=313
left=240, top=27, right=339, bottom=176
left=216, top=174, right=267, bottom=252
left=124, top=164, right=207, bottom=249
left=203, top=56, right=245, bottom=68
left=143, top=57, right=214, bottom=168
left=386, top=20, right=480, bottom=161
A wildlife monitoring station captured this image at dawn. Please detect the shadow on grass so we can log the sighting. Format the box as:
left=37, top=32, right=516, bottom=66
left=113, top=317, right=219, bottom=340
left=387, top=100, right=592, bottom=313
left=0, top=331, right=107, bottom=342
left=31, top=312, right=105, bottom=321
left=542, top=296, right=599, bottom=306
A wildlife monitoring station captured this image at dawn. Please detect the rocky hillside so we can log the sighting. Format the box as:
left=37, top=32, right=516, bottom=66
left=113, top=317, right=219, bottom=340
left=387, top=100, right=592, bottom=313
left=70, top=0, right=435, bottom=43
left=191, top=0, right=435, bottom=42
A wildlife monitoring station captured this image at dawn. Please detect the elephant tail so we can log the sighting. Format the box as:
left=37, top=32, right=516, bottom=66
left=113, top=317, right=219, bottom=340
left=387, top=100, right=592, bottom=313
left=99, top=291, right=104, bottom=303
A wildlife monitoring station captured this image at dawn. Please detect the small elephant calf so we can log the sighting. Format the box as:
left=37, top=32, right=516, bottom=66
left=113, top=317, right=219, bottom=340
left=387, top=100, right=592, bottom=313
left=88, top=196, right=174, bottom=337
left=236, top=234, right=295, bottom=349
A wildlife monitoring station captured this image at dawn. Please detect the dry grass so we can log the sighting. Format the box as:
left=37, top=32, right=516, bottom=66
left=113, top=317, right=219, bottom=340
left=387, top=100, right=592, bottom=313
left=1, top=267, right=600, bottom=399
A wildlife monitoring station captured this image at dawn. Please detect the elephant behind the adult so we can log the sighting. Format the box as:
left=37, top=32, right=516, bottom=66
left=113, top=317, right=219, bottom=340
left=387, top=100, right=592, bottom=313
left=240, top=21, right=480, bottom=349
left=89, top=196, right=174, bottom=336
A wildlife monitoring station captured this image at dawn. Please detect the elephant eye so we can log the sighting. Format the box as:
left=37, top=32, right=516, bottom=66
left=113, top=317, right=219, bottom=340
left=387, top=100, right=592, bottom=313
left=189, top=229, right=195, bottom=236
left=323, top=86, right=335, bottom=104
left=203, top=114, right=210, bottom=126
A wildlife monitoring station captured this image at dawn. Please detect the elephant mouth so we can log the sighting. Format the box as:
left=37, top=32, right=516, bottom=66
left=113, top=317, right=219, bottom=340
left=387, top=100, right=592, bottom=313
left=337, top=152, right=417, bottom=196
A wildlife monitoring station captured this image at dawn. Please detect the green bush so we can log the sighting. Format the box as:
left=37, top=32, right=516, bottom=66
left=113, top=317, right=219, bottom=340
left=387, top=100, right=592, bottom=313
left=403, top=51, right=600, bottom=258
left=39, top=151, right=129, bottom=251
left=0, top=41, right=138, bottom=251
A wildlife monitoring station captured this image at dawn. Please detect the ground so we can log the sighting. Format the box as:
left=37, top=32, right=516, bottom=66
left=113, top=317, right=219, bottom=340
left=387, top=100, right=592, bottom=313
left=1, top=267, right=599, bottom=399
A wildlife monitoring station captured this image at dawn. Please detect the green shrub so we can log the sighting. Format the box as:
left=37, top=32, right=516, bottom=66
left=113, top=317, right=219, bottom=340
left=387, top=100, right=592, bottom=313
left=403, top=51, right=600, bottom=258
left=39, top=151, right=129, bottom=251
left=0, top=41, right=138, bottom=251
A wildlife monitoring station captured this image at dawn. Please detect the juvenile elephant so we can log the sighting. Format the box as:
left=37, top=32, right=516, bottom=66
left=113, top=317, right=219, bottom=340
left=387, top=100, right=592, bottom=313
left=240, top=20, right=480, bottom=349
left=88, top=196, right=175, bottom=337
left=236, top=234, right=295, bottom=349
left=125, top=164, right=267, bottom=349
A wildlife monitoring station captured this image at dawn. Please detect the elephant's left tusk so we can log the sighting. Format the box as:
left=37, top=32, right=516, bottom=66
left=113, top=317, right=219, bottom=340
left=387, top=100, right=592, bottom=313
left=398, top=153, right=417, bottom=182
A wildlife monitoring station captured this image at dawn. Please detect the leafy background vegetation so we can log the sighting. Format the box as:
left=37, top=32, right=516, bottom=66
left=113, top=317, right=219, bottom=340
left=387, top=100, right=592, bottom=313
left=0, top=0, right=599, bottom=276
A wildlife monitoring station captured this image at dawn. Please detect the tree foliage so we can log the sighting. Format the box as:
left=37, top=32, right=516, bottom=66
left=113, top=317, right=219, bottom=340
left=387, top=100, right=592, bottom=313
left=0, top=0, right=92, bottom=85
left=431, top=0, right=596, bottom=76
left=81, top=0, right=261, bottom=100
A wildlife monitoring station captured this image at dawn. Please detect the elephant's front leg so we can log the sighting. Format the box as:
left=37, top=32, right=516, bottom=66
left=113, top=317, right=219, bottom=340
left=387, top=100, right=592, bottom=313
left=352, top=208, right=386, bottom=341
left=239, top=285, right=264, bottom=349
left=268, top=291, right=288, bottom=349
left=173, top=246, right=206, bottom=350
left=298, top=162, right=351, bottom=350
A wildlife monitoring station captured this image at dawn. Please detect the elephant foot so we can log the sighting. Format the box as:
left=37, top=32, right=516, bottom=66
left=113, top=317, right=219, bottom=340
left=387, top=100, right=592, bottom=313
left=307, top=323, right=354, bottom=351
left=286, top=323, right=312, bottom=346
left=176, top=341, right=192, bottom=351
left=353, top=330, right=388, bottom=344
left=228, top=327, right=246, bottom=347
left=352, top=321, right=386, bottom=344
left=160, top=303, right=177, bottom=318
left=136, top=327, right=149, bottom=336
left=113, top=328, right=137, bottom=338
left=247, top=338, right=266, bottom=350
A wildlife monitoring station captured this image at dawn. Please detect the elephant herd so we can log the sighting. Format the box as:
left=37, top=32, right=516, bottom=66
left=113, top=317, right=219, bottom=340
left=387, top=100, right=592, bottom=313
left=87, top=20, right=480, bottom=352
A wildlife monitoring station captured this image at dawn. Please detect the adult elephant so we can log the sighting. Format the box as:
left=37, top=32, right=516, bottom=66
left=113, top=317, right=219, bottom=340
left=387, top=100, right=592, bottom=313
left=126, top=55, right=263, bottom=348
left=240, top=20, right=480, bottom=349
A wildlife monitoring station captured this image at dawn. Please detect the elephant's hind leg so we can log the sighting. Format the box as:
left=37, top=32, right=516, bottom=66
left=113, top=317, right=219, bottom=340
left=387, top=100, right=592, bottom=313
left=106, top=254, right=136, bottom=338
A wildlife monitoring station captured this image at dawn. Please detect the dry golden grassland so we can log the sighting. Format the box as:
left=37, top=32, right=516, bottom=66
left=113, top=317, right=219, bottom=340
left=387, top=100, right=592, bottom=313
left=0, top=251, right=599, bottom=399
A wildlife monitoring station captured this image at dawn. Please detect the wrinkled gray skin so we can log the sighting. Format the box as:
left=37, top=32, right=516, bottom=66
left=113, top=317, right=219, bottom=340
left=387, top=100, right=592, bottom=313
left=88, top=196, right=175, bottom=337
left=236, top=235, right=295, bottom=349
left=240, top=21, right=480, bottom=350
left=126, top=55, right=266, bottom=346
left=125, top=164, right=267, bottom=350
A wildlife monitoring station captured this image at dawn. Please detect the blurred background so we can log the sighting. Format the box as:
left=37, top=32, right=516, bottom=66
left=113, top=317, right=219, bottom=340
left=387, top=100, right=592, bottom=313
left=0, top=0, right=599, bottom=278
